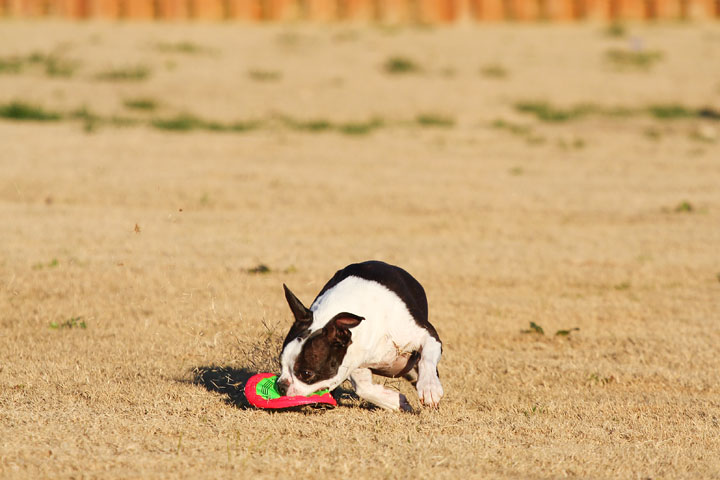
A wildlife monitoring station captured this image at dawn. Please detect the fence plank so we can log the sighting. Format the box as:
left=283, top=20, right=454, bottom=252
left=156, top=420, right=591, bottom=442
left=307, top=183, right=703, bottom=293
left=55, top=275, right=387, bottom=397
left=338, top=0, right=375, bottom=21
left=225, top=0, right=262, bottom=20
left=153, top=0, right=184, bottom=19
left=0, top=0, right=717, bottom=20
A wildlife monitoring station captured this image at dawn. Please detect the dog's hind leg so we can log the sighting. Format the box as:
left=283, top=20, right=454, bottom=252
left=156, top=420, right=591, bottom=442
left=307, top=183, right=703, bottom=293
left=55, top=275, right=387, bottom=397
left=350, top=368, right=412, bottom=412
left=416, top=335, right=443, bottom=407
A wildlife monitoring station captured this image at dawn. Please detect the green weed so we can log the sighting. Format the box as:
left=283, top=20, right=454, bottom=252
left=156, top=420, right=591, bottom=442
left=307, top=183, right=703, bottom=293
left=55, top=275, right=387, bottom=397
left=555, top=328, right=580, bottom=336
left=66, top=107, right=137, bottom=133
left=156, top=41, right=211, bottom=54
left=248, top=70, right=282, bottom=82
left=44, top=56, right=79, bottom=77
left=522, top=322, right=545, bottom=335
left=224, top=120, right=259, bottom=132
left=151, top=114, right=204, bottom=131
left=0, top=52, right=78, bottom=77
left=515, top=101, right=595, bottom=122
left=613, top=281, right=631, bottom=291
left=0, top=52, right=47, bottom=74
left=492, top=119, right=532, bottom=136
left=248, top=264, right=271, bottom=274
left=648, top=104, right=696, bottom=120
left=416, top=113, right=455, bottom=128
left=50, top=316, right=86, bottom=329
left=95, top=66, right=151, bottom=82
left=338, top=118, right=384, bottom=135
left=282, top=116, right=383, bottom=135
left=69, top=107, right=101, bottom=132
left=603, top=106, right=637, bottom=118
left=151, top=114, right=258, bottom=133
left=605, top=48, right=664, bottom=70
left=282, top=117, right=334, bottom=132
left=523, top=321, right=579, bottom=336
left=523, top=404, right=547, bottom=417
left=384, top=56, right=421, bottom=74
left=107, top=116, right=139, bottom=128
left=515, top=101, right=719, bottom=123
left=491, top=119, right=546, bottom=145
left=32, top=258, right=60, bottom=270
left=123, top=98, right=159, bottom=111
left=0, top=101, right=62, bottom=121
left=26, top=52, right=46, bottom=64
left=604, top=23, right=627, bottom=37
left=674, top=201, right=694, bottom=213
left=0, top=56, right=24, bottom=74
left=297, top=119, right=333, bottom=132
left=480, top=64, right=508, bottom=79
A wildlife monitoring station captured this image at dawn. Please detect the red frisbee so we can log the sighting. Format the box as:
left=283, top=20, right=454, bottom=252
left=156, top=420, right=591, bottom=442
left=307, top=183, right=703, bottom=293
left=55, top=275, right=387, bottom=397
left=244, top=373, right=337, bottom=409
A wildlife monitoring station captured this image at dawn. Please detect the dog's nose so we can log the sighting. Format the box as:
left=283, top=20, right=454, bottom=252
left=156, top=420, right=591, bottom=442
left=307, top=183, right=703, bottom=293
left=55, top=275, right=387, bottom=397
left=276, top=378, right=289, bottom=396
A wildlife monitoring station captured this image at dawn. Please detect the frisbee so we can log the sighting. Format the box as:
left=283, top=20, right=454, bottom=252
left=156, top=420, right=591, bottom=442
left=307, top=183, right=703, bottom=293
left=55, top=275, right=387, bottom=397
left=244, top=373, right=337, bottom=409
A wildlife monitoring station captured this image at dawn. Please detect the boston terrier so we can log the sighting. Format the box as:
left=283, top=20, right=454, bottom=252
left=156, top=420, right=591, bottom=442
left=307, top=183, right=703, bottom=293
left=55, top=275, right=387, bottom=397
left=275, top=260, right=443, bottom=411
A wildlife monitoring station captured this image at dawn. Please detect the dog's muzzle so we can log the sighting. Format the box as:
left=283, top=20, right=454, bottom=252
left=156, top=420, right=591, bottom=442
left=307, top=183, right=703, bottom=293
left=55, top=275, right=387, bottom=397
left=275, top=377, right=290, bottom=396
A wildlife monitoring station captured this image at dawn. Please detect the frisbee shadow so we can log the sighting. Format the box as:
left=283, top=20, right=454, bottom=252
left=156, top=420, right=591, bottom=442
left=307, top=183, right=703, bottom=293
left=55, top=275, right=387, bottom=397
left=190, top=365, right=366, bottom=410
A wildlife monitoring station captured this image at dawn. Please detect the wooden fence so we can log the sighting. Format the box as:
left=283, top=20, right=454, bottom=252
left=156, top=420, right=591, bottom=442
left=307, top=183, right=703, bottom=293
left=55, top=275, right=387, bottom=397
left=1, top=0, right=719, bottom=21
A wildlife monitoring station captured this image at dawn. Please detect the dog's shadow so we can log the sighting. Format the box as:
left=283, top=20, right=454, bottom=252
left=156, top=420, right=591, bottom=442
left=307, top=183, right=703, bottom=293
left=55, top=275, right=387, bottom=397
left=191, top=366, right=256, bottom=409
left=190, top=366, right=366, bottom=410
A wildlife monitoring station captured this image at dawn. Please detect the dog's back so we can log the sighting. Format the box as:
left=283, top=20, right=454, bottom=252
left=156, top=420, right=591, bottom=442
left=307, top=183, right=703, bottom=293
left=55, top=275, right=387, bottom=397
left=310, top=260, right=439, bottom=342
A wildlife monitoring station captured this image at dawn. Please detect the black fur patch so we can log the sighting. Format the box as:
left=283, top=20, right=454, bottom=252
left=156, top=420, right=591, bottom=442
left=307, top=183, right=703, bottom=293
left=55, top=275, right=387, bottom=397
left=293, top=313, right=363, bottom=385
left=281, top=324, right=312, bottom=350
left=312, top=260, right=440, bottom=342
left=281, top=284, right=314, bottom=349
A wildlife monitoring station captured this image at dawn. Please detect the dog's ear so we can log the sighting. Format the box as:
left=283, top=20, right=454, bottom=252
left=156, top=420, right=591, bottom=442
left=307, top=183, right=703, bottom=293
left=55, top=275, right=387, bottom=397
left=324, top=312, right=364, bottom=347
left=283, top=284, right=312, bottom=326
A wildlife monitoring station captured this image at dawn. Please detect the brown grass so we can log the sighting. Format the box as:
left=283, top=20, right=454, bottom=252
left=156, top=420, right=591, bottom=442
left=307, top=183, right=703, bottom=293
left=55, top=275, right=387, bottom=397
left=1, top=21, right=720, bottom=479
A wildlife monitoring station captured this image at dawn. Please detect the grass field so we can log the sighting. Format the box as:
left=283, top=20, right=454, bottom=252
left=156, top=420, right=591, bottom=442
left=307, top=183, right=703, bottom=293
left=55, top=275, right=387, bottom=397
left=1, top=20, right=720, bottom=479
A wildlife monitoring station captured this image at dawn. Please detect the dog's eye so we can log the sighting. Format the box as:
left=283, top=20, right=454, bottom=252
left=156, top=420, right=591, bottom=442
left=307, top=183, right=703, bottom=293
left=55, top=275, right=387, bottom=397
left=300, top=370, right=315, bottom=381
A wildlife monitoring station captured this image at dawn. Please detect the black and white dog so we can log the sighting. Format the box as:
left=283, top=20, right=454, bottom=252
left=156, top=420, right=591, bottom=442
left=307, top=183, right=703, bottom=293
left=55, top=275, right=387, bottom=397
left=276, top=261, right=443, bottom=411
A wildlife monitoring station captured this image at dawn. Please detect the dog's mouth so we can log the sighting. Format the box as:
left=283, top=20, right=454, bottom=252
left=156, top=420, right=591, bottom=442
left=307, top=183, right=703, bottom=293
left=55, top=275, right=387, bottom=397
left=284, top=381, right=331, bottom=398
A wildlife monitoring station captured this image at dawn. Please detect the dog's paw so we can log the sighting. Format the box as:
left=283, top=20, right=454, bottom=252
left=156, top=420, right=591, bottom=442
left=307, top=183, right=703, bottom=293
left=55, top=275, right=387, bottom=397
left=398, top=393, right=414, bottom=413
left=416, top=376, right=444, bottom=408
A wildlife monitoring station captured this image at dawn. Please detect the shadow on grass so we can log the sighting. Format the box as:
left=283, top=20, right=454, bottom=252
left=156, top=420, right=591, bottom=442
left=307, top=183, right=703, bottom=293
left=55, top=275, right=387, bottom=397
left=191, top=365, right=256, bottom=409
left=190, top=365, right=365, bottom=411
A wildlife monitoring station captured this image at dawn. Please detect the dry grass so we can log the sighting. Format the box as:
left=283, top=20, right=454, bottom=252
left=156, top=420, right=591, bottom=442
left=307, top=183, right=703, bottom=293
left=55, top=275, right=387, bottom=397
left=1, top=21, right=720, bottom=479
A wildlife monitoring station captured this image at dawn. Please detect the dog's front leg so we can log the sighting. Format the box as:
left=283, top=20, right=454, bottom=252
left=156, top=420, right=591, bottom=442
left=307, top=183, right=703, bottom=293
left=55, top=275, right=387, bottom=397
left=349, top=368, right=412, bottom=412
left=416, top=336, right=444, bottom=407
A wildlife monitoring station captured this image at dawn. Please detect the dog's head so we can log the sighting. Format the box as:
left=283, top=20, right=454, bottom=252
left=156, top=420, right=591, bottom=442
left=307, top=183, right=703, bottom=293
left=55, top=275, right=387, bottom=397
left=276, top=284, right=363, bottom=396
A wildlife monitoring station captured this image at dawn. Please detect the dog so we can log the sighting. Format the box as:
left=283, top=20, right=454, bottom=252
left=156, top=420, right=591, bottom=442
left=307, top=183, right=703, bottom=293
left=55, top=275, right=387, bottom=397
left=275, top=260, right=443, bottom=411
